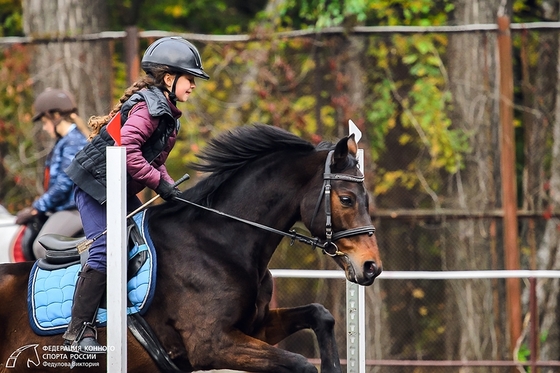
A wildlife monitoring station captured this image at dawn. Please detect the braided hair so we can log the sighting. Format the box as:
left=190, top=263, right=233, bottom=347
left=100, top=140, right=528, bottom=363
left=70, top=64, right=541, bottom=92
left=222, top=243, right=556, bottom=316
left=88, top=64, right=175, bottom=140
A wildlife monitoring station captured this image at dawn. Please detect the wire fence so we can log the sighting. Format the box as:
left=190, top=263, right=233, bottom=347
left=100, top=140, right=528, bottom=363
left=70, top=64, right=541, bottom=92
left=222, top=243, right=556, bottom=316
left=267, top=212, right=560, bottom=373
left=269, top=269, right=560, bottom=372
left=3, top=21, right=560, bottom=46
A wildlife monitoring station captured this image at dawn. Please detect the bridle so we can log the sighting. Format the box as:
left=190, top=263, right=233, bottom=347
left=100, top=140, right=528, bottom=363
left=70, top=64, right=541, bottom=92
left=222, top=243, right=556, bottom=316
left=173, top=150, right=376, bottom=256
left=309, top=150, right=376, bottom=256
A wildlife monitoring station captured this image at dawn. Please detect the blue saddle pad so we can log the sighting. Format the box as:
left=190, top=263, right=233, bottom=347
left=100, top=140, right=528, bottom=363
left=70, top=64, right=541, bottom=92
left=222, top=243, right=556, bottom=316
left=27, top=211, right=157, bottom=336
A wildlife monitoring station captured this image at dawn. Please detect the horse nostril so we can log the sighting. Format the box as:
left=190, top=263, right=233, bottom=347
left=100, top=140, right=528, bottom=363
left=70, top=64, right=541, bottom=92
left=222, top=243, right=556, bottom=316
left=364, top=261, right=378, bottom=279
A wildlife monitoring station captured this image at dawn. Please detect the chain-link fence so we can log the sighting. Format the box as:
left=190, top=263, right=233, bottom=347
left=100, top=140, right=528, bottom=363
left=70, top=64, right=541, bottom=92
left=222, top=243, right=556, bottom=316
left=269, top=214, right=560, bottom=373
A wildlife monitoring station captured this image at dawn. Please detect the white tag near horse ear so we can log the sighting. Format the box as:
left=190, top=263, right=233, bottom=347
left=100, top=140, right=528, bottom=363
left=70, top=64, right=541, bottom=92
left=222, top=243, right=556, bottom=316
left=348, top=119, right=361, bottom=143
left=349, top=119, right=364, bottom=173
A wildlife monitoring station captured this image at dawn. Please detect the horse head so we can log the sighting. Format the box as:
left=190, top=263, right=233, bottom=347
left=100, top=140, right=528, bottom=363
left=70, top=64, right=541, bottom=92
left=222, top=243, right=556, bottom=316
left=301, top=134, right=382, bottom=286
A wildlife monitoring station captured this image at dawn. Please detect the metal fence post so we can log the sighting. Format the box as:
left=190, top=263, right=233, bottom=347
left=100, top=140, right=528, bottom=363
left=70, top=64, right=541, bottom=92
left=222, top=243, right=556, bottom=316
left=106, top=147, right=127, bottom=372
left=347, top=120, right=366, bottom=373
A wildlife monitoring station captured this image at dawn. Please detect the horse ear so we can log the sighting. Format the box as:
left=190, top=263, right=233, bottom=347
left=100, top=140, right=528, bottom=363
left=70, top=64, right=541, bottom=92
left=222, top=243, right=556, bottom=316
left=332, top=134, right=357, bottom=167
left=347, top=134, right=358, bottom=156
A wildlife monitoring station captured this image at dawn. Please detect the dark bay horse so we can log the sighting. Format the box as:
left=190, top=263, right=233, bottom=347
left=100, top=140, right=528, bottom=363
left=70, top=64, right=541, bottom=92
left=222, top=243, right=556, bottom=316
left=0, top=124, right=382, bottom=373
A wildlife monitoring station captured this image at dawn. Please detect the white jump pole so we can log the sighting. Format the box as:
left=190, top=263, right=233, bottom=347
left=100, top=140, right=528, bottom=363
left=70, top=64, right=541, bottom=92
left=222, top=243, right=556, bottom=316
left=347, top=120, right=366, bottom=373
left=106, top=146, right=127, bottom=372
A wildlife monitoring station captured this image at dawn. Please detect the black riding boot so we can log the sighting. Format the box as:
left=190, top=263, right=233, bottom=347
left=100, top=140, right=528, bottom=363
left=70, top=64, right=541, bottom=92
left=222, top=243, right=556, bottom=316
left=62, top=264, right=106, bottom=353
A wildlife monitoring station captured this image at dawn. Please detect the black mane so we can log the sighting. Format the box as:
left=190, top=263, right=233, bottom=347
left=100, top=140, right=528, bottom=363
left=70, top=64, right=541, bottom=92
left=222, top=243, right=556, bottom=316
left=184, top=124, right=316, bottom=206
left=191, top=124, right=315, bottom=173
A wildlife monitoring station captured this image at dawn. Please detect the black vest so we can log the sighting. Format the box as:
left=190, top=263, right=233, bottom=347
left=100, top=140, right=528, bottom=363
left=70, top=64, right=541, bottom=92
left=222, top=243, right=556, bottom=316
left=65, top=87, right=179, bottom=204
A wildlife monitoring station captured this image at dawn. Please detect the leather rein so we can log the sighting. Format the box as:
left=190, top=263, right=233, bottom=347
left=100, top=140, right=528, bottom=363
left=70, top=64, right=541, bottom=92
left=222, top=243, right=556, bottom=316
left=173, top=150, right=375, bottom=256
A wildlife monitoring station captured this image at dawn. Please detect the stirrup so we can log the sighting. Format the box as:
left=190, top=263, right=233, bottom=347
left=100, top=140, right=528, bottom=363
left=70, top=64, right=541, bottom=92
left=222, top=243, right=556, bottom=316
left=78, top=336, right=106, bottom=354
left=73, top=322, right=106, bottom=354
left=61, top=339, right=79, bottom=352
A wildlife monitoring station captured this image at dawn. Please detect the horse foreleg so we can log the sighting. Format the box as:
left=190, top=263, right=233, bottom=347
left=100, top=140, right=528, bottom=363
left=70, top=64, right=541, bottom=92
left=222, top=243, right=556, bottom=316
left=255, top=303, right=342, bottom=373
left=190, top=329, right=317, bottom=373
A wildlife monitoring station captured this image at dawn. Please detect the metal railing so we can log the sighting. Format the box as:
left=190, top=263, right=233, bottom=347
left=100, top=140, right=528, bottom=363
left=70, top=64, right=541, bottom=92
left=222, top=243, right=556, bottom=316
left=270, top=269, right=560, bottom=371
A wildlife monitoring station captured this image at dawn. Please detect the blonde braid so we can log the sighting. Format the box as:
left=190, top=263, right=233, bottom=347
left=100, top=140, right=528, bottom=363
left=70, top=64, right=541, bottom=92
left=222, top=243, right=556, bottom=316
left=87, top=75, right=156, bottom=140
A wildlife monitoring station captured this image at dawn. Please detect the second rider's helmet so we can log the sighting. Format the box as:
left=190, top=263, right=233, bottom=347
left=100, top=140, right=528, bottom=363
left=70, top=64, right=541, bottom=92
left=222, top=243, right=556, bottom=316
left=141, top=36, right=210, bottom=80
left=32, top=88, right=77, bottom=122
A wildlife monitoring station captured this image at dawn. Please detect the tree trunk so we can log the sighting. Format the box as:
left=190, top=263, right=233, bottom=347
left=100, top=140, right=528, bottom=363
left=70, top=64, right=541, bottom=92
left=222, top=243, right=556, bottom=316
left=22, top=0, right=112, bottom=123
left=445, top=0, right=508, bottom=370
left=536, top=7, right=560, bottom=363
left=18, top=0, right=111, bottom=196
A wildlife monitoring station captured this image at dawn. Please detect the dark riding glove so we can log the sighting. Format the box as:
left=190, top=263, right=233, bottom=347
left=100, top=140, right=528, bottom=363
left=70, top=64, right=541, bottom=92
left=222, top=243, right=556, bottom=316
left=15, top=207, right=38, bottom=225
left=155, top=179, right=181, bottom=201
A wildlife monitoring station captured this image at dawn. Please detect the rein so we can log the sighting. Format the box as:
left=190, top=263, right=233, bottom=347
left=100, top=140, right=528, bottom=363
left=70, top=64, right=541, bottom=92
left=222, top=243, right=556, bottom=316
left=174, top=150, right=375, bottom=256
left=174, top=195, right=329, bottom=249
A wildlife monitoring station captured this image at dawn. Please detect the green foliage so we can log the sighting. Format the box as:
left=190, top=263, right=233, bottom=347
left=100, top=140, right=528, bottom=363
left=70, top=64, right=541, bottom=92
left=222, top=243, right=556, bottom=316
left=516, top=331, right=549, bottom=372
left=106, top=0, right=267, bottom=34
left=357, top=1, right=465, bottom=197
left=0, top=44, right=35, bottom=210
left=296, top=0, right=368, bottom=28
left=0, top=0, right=22, bottom=36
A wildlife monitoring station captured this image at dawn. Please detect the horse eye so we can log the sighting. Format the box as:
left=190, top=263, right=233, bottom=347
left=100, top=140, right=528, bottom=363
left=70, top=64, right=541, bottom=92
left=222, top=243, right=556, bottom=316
left=339, top=196, right=353, bottom=207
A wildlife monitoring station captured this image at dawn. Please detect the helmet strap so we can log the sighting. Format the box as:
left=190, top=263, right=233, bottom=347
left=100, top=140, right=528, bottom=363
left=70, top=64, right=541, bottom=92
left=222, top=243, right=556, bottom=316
left=167, top=75, right=180, bottom=105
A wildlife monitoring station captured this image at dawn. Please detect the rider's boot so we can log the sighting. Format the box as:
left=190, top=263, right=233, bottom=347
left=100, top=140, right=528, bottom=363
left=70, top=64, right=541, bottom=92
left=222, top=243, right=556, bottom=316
left=62, top=264, right=106, bottom=353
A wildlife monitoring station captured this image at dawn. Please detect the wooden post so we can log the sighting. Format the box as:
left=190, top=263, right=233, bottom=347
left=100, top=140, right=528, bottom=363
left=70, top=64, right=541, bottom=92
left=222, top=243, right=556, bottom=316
left=497, top=15, right=522, bottom=356
left=529, top=277, right=538, bottom=373
left=124, top=26, right=147, bottom=203
left=124, top=26, right=140, bottom=86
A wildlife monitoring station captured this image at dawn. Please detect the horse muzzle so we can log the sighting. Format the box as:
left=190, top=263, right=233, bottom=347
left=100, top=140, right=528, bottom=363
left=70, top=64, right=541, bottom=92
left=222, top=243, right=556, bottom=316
left=361, top=260, right=382, bottom=285
left=333, top=252, right=382, bottom=286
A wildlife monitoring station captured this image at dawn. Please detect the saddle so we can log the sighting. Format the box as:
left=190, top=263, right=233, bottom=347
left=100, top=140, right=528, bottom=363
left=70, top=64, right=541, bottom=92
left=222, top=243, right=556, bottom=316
left=38, top=233, right=83, bottom=266
left=27, top=211, right=156, bottom=335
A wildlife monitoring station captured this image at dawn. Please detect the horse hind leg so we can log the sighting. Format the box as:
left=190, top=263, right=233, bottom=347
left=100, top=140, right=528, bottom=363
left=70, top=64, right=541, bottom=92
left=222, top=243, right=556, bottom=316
left=256, top=303, right=342, bottom=373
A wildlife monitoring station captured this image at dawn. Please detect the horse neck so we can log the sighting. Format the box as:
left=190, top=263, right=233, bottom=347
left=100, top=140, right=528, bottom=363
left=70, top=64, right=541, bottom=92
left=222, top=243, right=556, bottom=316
left=214, top=152, right=323, bottom=265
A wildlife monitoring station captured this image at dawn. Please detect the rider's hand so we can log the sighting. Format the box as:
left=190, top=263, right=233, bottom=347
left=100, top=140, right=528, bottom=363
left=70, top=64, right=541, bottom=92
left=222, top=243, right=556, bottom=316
left=15, top=207, right=38, bottom=225
left=155, top=180, right=181, bottom=201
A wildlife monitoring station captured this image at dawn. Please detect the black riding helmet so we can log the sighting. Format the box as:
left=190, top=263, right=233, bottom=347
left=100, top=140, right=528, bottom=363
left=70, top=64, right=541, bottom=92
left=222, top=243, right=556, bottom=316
left=141, top=36, right=210, bottom=80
